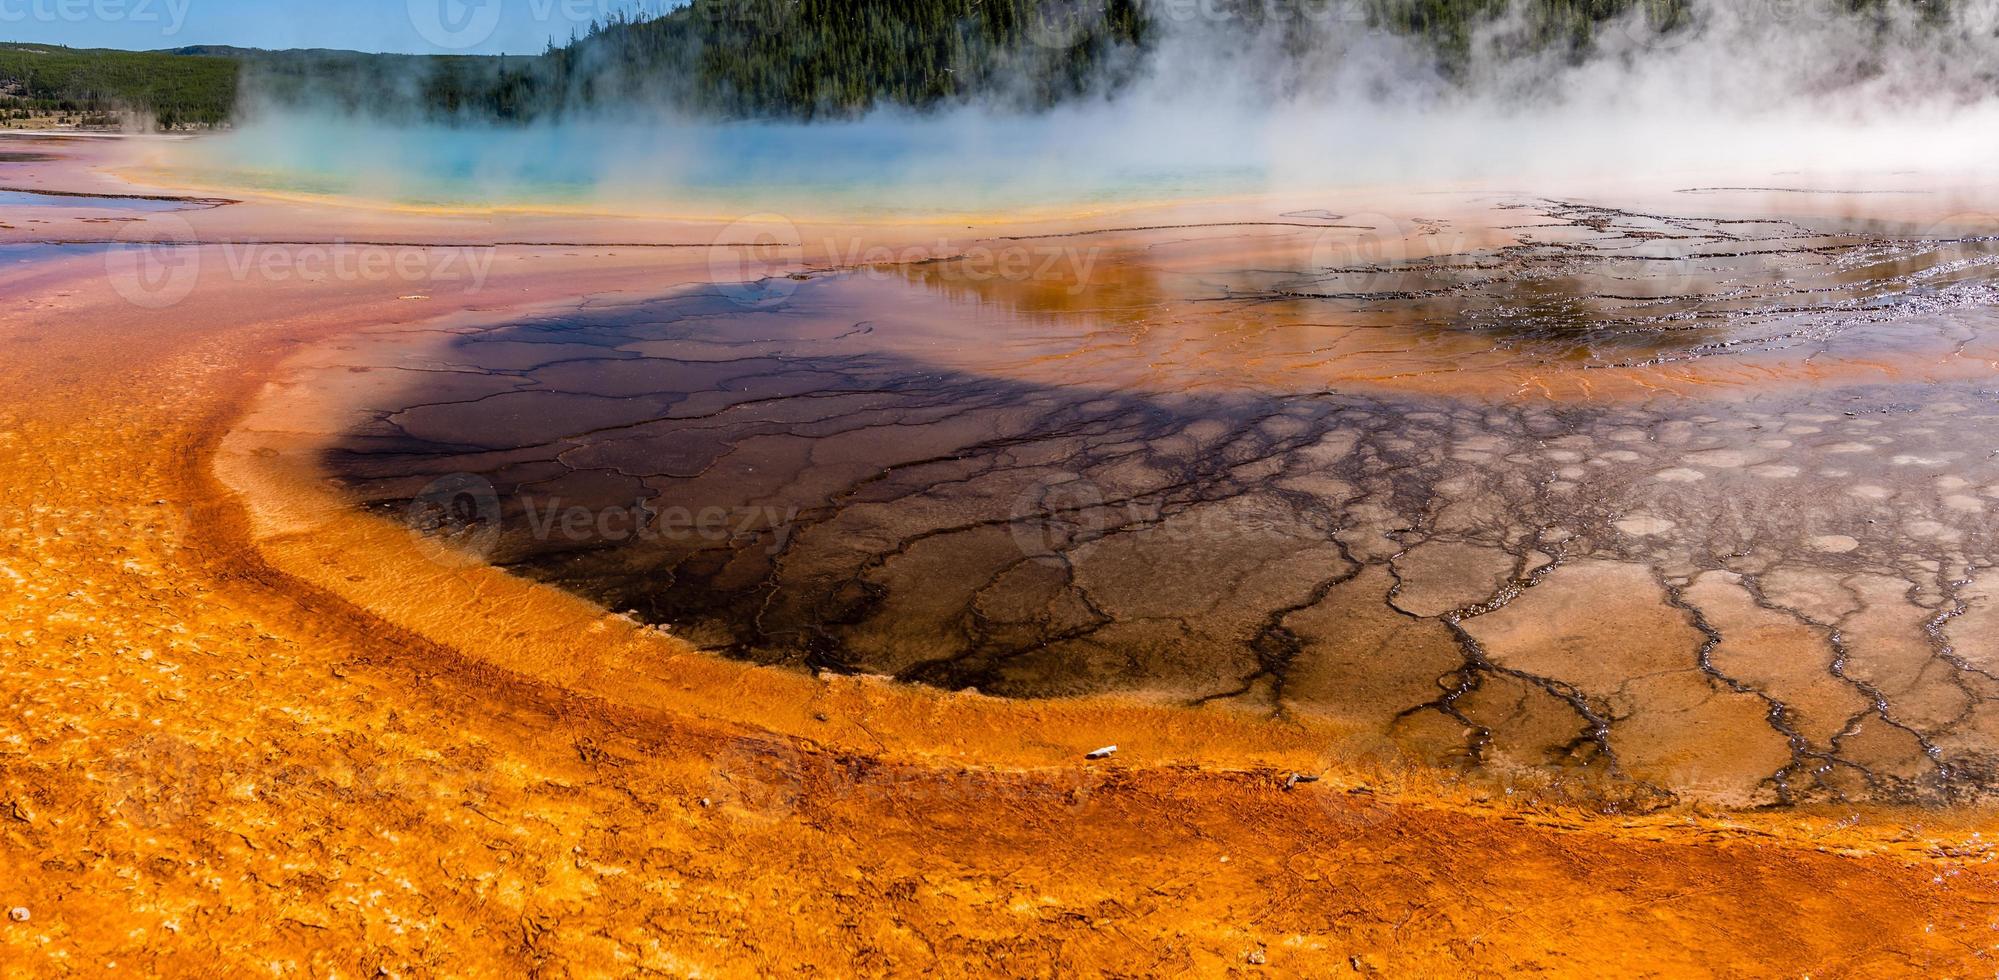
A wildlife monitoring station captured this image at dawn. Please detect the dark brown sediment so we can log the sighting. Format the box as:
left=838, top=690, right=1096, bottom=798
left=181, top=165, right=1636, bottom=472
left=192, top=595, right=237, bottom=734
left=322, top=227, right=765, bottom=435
left=12, top=131, right=1999, bottom=972
left=320, top=197, right=1999, bottom=809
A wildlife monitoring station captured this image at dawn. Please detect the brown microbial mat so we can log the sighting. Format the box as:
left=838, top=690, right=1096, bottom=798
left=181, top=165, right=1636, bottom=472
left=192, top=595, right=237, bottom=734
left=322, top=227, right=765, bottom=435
left=323, top=198, right=1999, bottom=809
left=14, top=115, right=1999, bottom=972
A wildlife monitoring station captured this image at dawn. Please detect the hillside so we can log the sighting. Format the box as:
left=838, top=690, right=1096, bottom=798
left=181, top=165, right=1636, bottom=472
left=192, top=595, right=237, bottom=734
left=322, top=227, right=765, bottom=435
left=0, top=43, right=234, bottom=128
left=0, top=0, right=1955, bottom=129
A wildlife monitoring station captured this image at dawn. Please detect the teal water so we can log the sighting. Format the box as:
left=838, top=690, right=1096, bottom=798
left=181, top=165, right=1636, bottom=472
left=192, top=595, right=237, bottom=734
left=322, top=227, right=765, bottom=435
left=162, top=115, right=1271, bottom=216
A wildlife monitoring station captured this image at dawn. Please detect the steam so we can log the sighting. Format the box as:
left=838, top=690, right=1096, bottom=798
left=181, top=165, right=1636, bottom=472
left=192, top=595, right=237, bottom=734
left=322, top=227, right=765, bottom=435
left=162, top=0, right=1999, bottom=215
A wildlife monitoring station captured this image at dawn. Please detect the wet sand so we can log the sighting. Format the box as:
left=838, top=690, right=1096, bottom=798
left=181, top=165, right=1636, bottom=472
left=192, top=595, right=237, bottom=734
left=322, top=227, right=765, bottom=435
left=6, top=133, right=1999, bottom=974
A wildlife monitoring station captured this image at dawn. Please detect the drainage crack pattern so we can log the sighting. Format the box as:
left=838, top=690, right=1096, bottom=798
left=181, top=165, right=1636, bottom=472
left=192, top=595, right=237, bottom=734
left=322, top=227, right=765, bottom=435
left=328, top=201, right=1999, bottom=808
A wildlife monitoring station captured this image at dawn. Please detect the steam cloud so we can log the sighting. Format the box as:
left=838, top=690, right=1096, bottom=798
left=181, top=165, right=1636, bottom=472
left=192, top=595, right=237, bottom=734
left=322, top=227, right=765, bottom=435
left=165, top=0, right=1999, bottom=214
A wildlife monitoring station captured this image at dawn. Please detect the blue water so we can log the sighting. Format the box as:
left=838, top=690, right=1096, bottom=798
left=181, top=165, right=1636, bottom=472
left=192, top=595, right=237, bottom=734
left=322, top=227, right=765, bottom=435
left=0, top=243, right=115, bottom=267
left=163, top=114, right=1271, bottom=216
left=0, top=190, right=199, bottom=213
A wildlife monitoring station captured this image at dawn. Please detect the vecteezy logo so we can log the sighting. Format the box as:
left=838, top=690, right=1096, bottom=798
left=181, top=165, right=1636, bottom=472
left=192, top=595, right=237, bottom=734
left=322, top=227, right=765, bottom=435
left=1922, top=212, right=1999, bottom=270
left=1305, top=213, right=1417, bottom=298
left=105, top=213, right=200, bottom=309
left=1025, top=0, right=1094, bottom=50
left=706, top=736, right=808, bottom=823
left=708, top=213, right=806, bottom=308
left=406, top=473, right=503, bottom=567
left=1007, top=471, right=1113, bottom=567
left=1618, top=0, right=1817, bottom=53
left=101, top=735, right=202, bottom=828
left=409, top=0, right=504, bottom=51
left=1614, top=0, right=1700, bottom=52
left=1305, top=742, right=1409, bottom=833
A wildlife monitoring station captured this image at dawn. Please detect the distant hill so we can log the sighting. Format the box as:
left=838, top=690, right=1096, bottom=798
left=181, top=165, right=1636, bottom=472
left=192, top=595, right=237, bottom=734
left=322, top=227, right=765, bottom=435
left=0, top=43, right=235, bottom=128
left=156, top=46, right=383, bottom=59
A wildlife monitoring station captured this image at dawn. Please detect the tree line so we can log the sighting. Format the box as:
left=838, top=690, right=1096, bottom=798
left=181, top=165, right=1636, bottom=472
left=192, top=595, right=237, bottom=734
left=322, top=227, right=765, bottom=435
left=0, top=0, right=1957, bottom=128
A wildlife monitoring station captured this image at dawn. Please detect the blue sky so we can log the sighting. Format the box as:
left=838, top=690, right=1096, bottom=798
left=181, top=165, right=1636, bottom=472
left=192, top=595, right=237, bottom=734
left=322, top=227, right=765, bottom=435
left=0, top=0, right=680, bottom=55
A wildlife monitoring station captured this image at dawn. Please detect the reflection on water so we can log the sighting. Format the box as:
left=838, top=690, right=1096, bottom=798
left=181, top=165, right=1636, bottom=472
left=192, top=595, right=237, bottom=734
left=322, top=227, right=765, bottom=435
left=875, top=200, right=1999, bottom=393
left=0, top=189, right=206, bottom=212
left=0, top=243, right=111, bottom=263
left=326, top=199, right=1999, bottom=808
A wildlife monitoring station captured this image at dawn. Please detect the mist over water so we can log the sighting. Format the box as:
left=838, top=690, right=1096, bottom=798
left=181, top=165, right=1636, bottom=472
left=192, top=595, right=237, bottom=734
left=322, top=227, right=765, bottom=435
left=155, top=0, right=1999, bottom=213
left=161, top=112, right=1273, bottom=215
